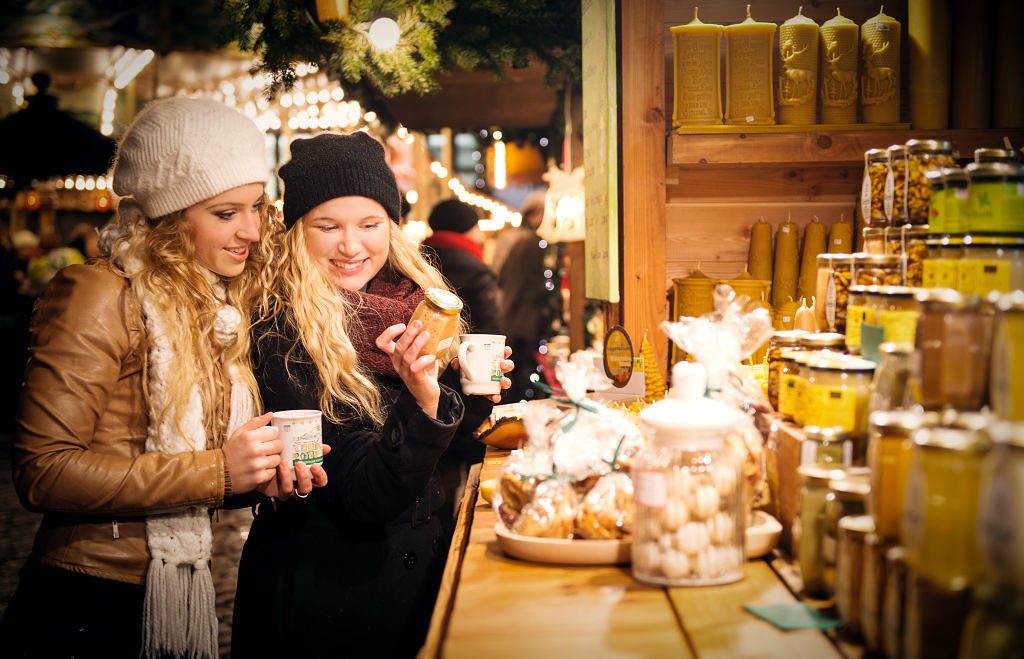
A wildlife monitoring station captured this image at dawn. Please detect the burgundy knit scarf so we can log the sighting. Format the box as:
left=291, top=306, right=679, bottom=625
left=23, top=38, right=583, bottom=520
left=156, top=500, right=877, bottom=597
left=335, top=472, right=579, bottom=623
left=343, top=269, right=425, bottom=378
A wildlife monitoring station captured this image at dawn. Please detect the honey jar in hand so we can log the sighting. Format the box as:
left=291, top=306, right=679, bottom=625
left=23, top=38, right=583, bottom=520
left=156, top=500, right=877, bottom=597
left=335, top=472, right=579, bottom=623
left=408, top=288, right=463, bottom=360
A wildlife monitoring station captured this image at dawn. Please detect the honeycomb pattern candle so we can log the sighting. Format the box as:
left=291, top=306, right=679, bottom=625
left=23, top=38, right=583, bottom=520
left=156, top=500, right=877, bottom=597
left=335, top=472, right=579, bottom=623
left=778, top=7, right=820, bottom=125
left=820, top=9, right=859, bottom=124
left=725, top=4, right=777, bottom=126
left=671, top=7, right=724, bottom=126
left=861, top=6, right=901, bottom=124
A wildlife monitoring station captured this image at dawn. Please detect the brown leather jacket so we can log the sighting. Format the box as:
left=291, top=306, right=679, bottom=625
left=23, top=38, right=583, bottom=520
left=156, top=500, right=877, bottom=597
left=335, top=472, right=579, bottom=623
left=14, top=263, right=227, bottom=585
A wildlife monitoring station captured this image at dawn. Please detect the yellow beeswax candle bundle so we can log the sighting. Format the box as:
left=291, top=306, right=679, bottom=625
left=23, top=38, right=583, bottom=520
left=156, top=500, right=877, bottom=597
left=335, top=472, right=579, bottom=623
left=778, top=7, right=819, bottom=125
left=861, top=6, right=901, bottom=123
left=671, top=8, right=724, bottom=126
left=820, top=9, right=859, bottom=124
left=725, top=5, right=776, bottom=125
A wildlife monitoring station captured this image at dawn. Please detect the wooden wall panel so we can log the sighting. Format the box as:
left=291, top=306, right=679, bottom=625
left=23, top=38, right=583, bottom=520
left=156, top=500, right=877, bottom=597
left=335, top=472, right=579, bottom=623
left=667, top=164, right=860, bottom=202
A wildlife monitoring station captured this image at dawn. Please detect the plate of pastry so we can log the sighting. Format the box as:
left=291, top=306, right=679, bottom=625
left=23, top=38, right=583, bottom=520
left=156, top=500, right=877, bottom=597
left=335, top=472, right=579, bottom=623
left=493, top=521, right=632, bottom=565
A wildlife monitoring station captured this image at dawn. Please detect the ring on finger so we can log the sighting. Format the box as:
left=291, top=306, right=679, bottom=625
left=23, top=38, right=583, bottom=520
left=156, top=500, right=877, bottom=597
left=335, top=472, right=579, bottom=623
left=296, top=490, right=310, bottom=499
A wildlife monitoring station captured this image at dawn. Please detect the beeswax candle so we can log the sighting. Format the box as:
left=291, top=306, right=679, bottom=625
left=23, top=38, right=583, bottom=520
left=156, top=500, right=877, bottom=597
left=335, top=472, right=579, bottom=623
left=908, top=0, right=951, bottom=129
left=993, top=0, right=1024, bottom=128
left=748, top=218, right=774, bottom=282
left=820, top=9, right=859, bottom=125
left=861, top=6, right=901, bottom=124
left=798, top=217, right=828, bottom=303
left=725, top=5, right=776, bottom=126
left=779, top=7, right=819, bottom=125
left=671, top=8, right=724, bottom=126
left=950, top=0, right=991, bottom=128
left=772, top=219, right=800, bottom=309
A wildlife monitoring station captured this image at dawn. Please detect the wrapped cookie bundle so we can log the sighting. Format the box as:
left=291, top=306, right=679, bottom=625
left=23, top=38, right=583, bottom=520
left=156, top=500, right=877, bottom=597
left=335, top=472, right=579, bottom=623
left=494, top=352, right=645, bottom=541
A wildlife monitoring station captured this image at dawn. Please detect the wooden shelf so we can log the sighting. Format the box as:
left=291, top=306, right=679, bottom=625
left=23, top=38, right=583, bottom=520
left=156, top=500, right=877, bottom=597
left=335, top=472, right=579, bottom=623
left=670, top=128, right=1024, bottom=167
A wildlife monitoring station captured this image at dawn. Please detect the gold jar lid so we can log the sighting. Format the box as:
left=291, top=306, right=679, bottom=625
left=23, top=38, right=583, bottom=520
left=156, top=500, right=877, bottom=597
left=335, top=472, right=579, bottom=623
left=875, top=285, right=916, bottom=298
left=914, top=287, right=970, bottom=310
left=797, top=349, right=843, bottom=367
left=779, top=348, right=805, bottom=363
left=906, top=138, right=956, bottom=156
left=869, top=410, right=936, bottom=437
left=974, top=147, right=1019, bottom=164
left=913, top=426, right=992, bottom=453
left=799, top=332, right=846, bottom=350
left=966, top=161, right=1024, bottom=183
left=940, top=166, right=968, bottom=187
left=804, top=425, right=850, bottom=442
left=865, top=148, right=889, bottom=164
left=798, top=465, right=847, bottom=485
left=423, top=288, right=464, bottom=314
left=854, top=253, right=903, bottom=267
left=772, top=329, right=809, bottom=346
left=887, top=144, right=907, bottom=159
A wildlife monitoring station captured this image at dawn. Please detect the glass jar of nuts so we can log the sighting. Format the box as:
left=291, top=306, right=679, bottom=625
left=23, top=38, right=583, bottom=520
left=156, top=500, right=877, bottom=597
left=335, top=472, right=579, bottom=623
left=904, top=139, right=957, bottom=225
left=885, top=144, right=909, bottom=225
left=853, top=253, right=905, bottom=288
left=862, top=149, right=889, bottom=227
left=885, top=225, right=929, bottom=287
left=817, top=253, right=854, bottom=333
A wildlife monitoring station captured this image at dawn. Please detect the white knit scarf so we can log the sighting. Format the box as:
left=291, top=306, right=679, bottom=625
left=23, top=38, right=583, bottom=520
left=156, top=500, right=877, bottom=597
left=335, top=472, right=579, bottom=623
left=109, top=217, right=254, bottom=659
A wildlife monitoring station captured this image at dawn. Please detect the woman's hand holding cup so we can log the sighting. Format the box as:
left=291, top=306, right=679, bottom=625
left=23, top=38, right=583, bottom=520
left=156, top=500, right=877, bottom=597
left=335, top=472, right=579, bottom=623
left=454, top=336, right=513, bottom=403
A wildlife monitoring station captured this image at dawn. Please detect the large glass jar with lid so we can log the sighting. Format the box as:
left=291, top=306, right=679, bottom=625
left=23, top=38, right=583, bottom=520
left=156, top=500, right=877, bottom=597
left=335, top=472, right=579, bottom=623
left=816, top=253, right=854, bottom=332
left=408, top=288, right=464, bottom=360
left=884, top=144, right=909, bottom=225
left=965, top=162, right=1024, bottom=234
left=978, top=421, right=1024, bottom=592
left=885, top=224, right=929, bottom=287
left=990, top=291, right=1024, bottom=421
left=798, top=332, right=846, bottom=353
left=805, top=356, right=877, bottom=458
left=958, top=235, right=1024, bottom=296
left=796, top=465, right=847, bottom=598
left=633, top=362, right=744, bottom=586
left=902, top=421, right=992, bottom=591
left=767, top=330, right=807, bottom=411
left=862, top=148, right=889, bottom=226
left=860, top=287, right=920, bottom=363
left=863, top=227, right=886, bottom=255
left=867, top=410, right=931, bottom=541
left=822, top=468, right=870, bottom=592
left=904, top=139, right=957, bottom=224
left=914, top=289, right=993, bottom=411
left=937, top=167, right=968, bottom=234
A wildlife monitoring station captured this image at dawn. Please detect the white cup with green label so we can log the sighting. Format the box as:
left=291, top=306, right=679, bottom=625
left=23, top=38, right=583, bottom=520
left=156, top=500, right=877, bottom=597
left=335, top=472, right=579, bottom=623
left=457, top=334, right=506, bottom=395
left=272, top=410, right=323, bottom=480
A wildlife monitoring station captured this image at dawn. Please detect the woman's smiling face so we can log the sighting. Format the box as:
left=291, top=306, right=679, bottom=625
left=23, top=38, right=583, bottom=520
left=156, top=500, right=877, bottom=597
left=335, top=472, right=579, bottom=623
left=301, top=196, right=390, bottom=291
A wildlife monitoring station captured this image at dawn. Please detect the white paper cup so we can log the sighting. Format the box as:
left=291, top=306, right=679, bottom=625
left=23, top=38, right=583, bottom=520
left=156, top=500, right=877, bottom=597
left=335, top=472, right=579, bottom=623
left=457, top=334, right=506, bottom=395
left=271, top=410, right=323, bottom=480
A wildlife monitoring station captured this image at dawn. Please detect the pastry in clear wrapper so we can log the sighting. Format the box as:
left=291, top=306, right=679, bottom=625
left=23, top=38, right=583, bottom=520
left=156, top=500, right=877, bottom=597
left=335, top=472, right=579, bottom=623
left=576, top=471, right=634, bottom=539
left=497, top=473, right=538, bottom=528
left=512, top=479, right=579, bottom=539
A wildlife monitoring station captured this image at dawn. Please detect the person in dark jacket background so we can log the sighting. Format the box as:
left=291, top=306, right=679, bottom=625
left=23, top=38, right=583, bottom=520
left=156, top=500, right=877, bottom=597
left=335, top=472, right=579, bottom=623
left=422, top=198, right=500, bottom=334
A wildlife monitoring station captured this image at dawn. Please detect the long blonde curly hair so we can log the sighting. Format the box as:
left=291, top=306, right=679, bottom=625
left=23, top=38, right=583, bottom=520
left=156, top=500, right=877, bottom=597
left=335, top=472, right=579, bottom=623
left=101, top=196, right=282, bottom=444
left=259, top=219, right=464, bottom=428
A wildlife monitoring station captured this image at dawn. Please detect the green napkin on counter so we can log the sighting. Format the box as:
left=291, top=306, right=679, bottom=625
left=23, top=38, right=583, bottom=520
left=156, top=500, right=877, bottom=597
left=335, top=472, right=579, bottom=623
left=743, top=603, right=842, bottom=632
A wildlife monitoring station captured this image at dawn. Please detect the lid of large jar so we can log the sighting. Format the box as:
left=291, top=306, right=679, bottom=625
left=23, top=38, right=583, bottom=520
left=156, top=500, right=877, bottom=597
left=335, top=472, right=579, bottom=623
left=989, top=421, right=1024, bottom=449
left=940, top=166, right=968, bottom=187
left=809, top=355, right=877, bottom=373
left=854, top=253, right=903, bottom=266
left=906, top=138, right=956, bottom=155
left=829, top=472, right=871, bottom=497
left=865, top=148, right=888, bottom=164
left=974, top=147, right=1019, bottom=164
left=772, top=329, right=808, bottom=345
left=640, top=362, right=739, bottom=444
left=913, top=426, right=991, bottom=452
left=966, top=161, right=1024, bottom=182
left=994, top=289, right=1024, bottom=313
left=964, top=234, right=1024, bottom=248
left=875, top=285, right=916, bottom=298
left=799, top=332, right=845, bottom=349
left=424, top=288, right=464, bottom=314
left=779, top=348, right=804, bottom=362
left=887, top=144, right=907, bottom=158
left=804, top=425, right=850, bottom=442
left=797, top=464, right=847, bottom=484
left=838, top=514, right=876, bottom=534
left=870, top=409, right=929, bottom=437
left=914, top=287, right=969, bottom=310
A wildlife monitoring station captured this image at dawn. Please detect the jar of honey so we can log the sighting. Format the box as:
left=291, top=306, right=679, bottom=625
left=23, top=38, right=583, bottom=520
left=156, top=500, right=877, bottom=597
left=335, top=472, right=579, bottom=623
left=408, top=288, right=463, bottom=360
left=905, top=140, right=957, bottom=225
left=990, top=291, right=1024, bottom=421
left=767, top=330, right=807, bottom=411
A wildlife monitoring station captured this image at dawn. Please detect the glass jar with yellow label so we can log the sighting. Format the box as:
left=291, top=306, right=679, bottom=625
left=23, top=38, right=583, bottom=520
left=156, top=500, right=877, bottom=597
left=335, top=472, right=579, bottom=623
left=938, top=168, right=969, bottom=234
left=914, top=289, right=993, bottom=411
left=816, top=254, right=854, bottom=333
left=844, top=285, right=873, bottom=354
left=860, top=287, right=920, bottom=363
left=863, top=228, right=886, bottom=255
left=958, top=235, right=1024, bottom=296
left=796, top=465, right=847, bottom=598
left=801, top=425, right=853, bottom=467
left=925, top=169, right=946, bottom=233
left=407, top=288, right=463, bottom=360
left=885, top=224, right=929, bottom=287
left=979, top=421, right=1024, bottom=592
left=885, top=144, right=909, bottom=225
left=798, top=332, right=846, bottom=353
left=965, top=162, right=1024, bottom=234
left=868, top=342, right=918, bottom=414
left=767, top=330, right=807, bottom=411
left=902, top=423, right=991, bottom=591
left=974, top=147, right=1019, bottom=164
left=805, top=356, right=876, bottom=455
left=862, top=148, right=889, bottom=227
left=867, top=410, right=930, bottom=541
left=923, top=235, right=963, bottom=290
left=990, top=291, right=1024, bottom=422
left=852, top=253, right=905, bottom=288
left=793, top=351, right=833, bottom=427
left=777, top=349, right=804, bottom=422
left=905, top=139, right=957, bottom=225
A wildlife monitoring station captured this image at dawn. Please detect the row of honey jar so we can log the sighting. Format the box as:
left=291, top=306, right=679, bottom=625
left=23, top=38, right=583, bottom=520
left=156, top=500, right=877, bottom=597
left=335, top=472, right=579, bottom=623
left=794, top=413, right=1024, bottom=657
left=862, top=141, right=1021, bottom=230
left=767, top=289, right=1024, bottom=424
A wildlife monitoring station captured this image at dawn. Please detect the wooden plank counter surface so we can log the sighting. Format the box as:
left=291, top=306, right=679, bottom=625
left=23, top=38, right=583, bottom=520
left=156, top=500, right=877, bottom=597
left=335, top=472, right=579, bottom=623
left=421, top=450, right=847, bottom=658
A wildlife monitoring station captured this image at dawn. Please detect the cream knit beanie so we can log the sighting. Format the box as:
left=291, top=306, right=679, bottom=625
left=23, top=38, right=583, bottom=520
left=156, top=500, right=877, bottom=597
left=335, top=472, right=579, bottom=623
left=112, top=97, right=268, bottom=218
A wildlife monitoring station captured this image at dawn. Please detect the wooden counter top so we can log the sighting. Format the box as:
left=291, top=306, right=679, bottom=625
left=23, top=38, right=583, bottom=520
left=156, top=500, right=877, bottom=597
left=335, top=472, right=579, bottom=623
left=421, top=451, right=847, bottom=658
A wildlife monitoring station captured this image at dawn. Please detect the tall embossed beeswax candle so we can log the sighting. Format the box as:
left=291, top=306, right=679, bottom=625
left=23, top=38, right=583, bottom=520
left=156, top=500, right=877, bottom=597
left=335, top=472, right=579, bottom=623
left=861, top=6, right=901, bottom=124
left=671, top=8, right=724, bottom=126
left=820, top=9, right=859, bottom=125
left=778, top=7, right=819, bottom=125
left=725, top=5, right=776, bottom=125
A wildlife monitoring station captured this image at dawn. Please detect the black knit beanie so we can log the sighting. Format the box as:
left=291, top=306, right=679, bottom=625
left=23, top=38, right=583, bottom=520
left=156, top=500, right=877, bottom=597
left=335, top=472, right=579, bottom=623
left=428, top=199, right=478, bottom=234
left=279, top=132, right=401, bottom=227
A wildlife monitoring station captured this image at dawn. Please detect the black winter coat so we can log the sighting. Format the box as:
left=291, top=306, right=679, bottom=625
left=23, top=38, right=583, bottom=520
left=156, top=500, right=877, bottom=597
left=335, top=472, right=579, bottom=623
left=424, top=244, right=500, bottom=334
left=232, top=318, right=471, bottom=659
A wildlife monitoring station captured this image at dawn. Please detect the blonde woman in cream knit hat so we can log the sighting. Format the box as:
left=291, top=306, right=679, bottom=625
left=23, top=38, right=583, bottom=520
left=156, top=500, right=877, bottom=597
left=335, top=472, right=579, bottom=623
left=1, top=97, right=326, bottom=659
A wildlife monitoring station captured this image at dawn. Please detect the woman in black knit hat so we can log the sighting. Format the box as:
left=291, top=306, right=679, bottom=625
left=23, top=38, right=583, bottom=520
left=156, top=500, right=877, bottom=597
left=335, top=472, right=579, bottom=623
left=231, top=132, right=513, bottom=658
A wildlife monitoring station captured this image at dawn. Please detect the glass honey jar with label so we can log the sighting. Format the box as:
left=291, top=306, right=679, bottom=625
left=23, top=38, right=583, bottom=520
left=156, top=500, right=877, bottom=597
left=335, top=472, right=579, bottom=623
left=407, top=288, right=463, bottom=360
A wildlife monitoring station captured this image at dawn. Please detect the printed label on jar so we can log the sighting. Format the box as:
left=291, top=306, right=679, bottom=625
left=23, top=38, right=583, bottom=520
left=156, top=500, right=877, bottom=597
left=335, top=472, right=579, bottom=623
left=634, top=469, right=668, bottom=508
left=845, top=303, right=865, bottom=349
left=884, top=169, right=895, bottom=218
left=879, top=309, right=920, bottom=344
left=966, top=259, right=1012, bottom=295
left=826, top=274, right=837, bottom=330
left=923, top=259, right=959, bottom=289
left=957, top=260, right=979, bottom=295
left=808, top=384, right=857, bottom=432
left=861, top=172, right=872, bottom=222
left=780, top=373, right=798, bottom=417
left=979, top=475, right=1018, bottom=579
